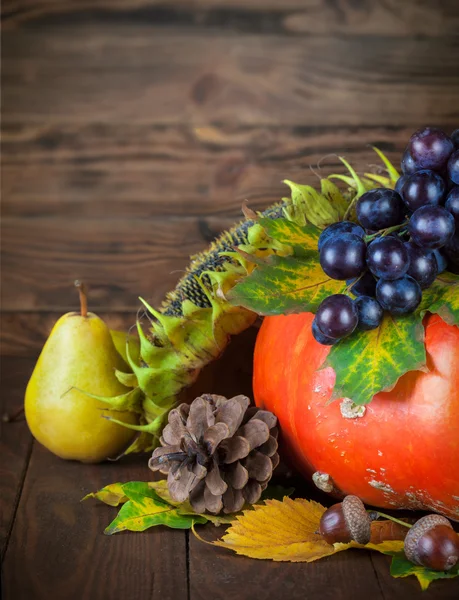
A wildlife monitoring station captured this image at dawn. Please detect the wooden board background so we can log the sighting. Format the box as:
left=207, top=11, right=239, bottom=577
left=1, top=1, right=459, bottom=599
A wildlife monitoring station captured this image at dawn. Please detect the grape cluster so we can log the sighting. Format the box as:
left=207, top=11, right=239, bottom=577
left=313, top=127, right=459, bottom=346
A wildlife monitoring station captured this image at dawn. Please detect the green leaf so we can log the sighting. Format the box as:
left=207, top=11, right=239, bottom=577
left=260, top=485, right=295, bottom=503
left=104, top=496, right=207, bottom=534
left=390, top=552, right=459, bottom=591
left=418, top=272, right=459, bottom=326
left=258, top=218, right=321, bottom=254
left=326, top=313, right=426, bottom=405
left=82, top=483, right=128, bottom=507
left=228, top=254, right=346, bottom=316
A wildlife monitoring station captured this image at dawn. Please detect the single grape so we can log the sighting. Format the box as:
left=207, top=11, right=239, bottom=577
left=451, top=129, right=459, bottom=150
left=320, top=233, right=367, bottom=280
left=404, top=242, right=438, bottom=289
left=318, top=221, right=365, bottom=252
left=395, top=174, right=408, bottom=195
left=401, top=169, right=445, bottom=211
left=433, top=249, right=448, bottom=274
left=315, top=294, right=358, bottom=339
left=401, top=148, right=417, bottom=175
left=409, top=127, right=454, bottom=171
left=356, top=189, right=405, bottom=230
left=409, top=205, right=455, bottom=249
left=445, top=187, right=459, bottom=226
left=367, top=236, right=410, bottom=280
left=311, top=318, right=339, bottom=346
left=376, top=276, right=422, bottom=315
left=447, top=150, right=459, bottom=185
left=444, top=232, right=459, bottom=266
left=355, top=296, right=384, bottom=331
left=346, top=271, right=377, bottom=297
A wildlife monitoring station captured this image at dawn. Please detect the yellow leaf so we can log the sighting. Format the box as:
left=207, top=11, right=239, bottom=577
left=82, top=483, right=127, bottom=507
left=212, top=497, right=405, bottom=562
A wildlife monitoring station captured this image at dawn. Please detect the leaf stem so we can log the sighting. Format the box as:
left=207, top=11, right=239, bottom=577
left=368, top=510, right=412, bottom=528
left=364, top=221, right=409, bottom=243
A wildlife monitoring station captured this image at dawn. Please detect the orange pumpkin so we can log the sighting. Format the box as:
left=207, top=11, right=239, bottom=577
left=253, top=312, right=459, bottom=521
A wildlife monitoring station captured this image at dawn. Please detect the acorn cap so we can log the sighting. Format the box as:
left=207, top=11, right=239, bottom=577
left=404, top=514, right=453, bottom=565
left=342, top=495, right=371, bottom=545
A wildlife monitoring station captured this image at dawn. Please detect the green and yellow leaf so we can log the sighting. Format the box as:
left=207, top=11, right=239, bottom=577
left=389, top=552, right=459, bottom=591
left=326, top=313, right=426, bottom=405
left=212, top=497, right=403, bottom=562
left=229, top=254, right=346, bottom=315
left=258, top=218, right=321, bottom=254
left=82, top=483, right=128, bottom=507
left=104, top=494, right=207, bottom=534
left=418, top=271, right=459, bottom=326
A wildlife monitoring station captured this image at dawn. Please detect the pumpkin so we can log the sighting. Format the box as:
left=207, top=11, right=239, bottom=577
left=253, top=312, right=459, bottom=521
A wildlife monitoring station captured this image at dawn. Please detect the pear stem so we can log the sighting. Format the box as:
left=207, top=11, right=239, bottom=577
left=75, top=280, right=88, bottom=317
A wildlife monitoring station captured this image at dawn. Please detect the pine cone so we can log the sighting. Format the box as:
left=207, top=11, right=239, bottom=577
left=149, top=394, right=279, bottom=514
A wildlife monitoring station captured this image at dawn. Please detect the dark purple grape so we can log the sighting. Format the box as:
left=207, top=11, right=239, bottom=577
left=401, top=169, right=445, bottom=211
left=404, top=242, right=438, bottom=289
left=311, top=318, right=339, bottom=346
left=444, top=232, right=459, bottom=265
left=401, top=148, right=417, bottom=175
left=367, top=236, right=410, bottom=280
left=445, top=187, right=459, bottom=226
left=433, top=249, right=448, bottom=274
left=355, top=296, right=384, bottom=331
left=447, top=150, right=459, bottom=185
left=376, top=276, right=422, bottom=315
left=409, top=205, right=455, bottom=249
left=346, top=271, right=377, bottom=297
left=318, top=221, right=365, bottom=252
left=451, top=129, right=459, bottom=150
left=409, top=127, right=454, bottom=171
left=315, top=294, right=358, bottom=339
left=395, top=175, right=408, bottom=195
left=356, top=189, right=405, bottom=230
left=320, top=233, right=367, bottom=280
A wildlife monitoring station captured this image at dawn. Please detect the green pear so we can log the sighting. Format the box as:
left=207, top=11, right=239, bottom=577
left=25, top=282, right=137, bottom=463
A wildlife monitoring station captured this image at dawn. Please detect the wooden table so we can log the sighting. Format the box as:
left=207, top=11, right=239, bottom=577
left=2, top=1, right=459, bottom=598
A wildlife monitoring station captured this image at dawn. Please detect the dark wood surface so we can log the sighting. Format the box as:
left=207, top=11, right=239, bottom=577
left=1, top=1, right=459, bottom=598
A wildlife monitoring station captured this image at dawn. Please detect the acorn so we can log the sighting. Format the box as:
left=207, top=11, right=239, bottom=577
left=404, top=514, right=459, bottom=571
left=319, top=495, right=372, bottom=545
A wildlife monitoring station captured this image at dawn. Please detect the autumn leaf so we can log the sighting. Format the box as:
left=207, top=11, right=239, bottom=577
left=325, top=312, right=426, bottom=405
left=418, top=271, right=459, bottom=326
left=212, top=497, right=403, bottom=562
left=257, top=218, right=321, bottom=254
left=82, top=483, right=127, bottom=507
left=229, top=254, right=346, bottom=315
left=389, top=552, right=459, bottom=591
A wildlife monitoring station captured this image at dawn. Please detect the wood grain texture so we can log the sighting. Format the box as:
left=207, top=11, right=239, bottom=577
left=2, top=124, right=421, bottom=219
left=2, top=444, right=188, bottom=600
left=3, top=26, right=458, bottom=128
left=189, top=525, right=386, bottom=600
left=3, top=0, right=459, bottom=36
left=0, top=358, right=34, bottom=558
left=1, top=216, right=236, bottom=312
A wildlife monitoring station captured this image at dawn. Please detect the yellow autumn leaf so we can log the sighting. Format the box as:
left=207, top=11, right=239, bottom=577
left=212, top=497, right=404, bottom=562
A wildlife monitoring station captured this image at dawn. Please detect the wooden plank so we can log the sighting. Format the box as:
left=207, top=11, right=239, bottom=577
left=2, top=124, right=422, bottom=219
left=3, top=0, right=459, bottom=37
left=0, top=357, right=34, bottom=558
left=2, top=444, right=188, bottom=600
left=189, top=525, right=385, bottom=600
left=2, top=27, right=458, bottom=128
left=1, top=215, right=236, bottom=312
